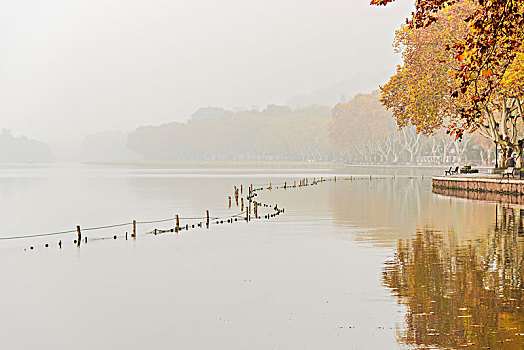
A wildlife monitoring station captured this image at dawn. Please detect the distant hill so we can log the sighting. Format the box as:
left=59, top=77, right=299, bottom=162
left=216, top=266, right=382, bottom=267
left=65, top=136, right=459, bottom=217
left=0, top=129, right=53, bottom=162
left=285, top=71, right=391, bottom=108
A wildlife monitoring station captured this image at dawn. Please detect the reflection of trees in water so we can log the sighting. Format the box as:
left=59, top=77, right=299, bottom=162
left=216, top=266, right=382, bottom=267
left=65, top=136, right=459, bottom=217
left=383, top=205, right=524, bottom=349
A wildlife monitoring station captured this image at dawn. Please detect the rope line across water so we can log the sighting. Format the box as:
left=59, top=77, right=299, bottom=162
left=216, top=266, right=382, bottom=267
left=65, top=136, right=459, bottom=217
left=1, top=174, right=403, bottom=242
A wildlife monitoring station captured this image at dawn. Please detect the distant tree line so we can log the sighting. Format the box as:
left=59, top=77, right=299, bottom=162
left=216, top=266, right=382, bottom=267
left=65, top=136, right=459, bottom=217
left=128, top=105, right=335, bottom=161
left=128, top=93, right=496, bottom=165
left=0, top=129, right=52, bottom=163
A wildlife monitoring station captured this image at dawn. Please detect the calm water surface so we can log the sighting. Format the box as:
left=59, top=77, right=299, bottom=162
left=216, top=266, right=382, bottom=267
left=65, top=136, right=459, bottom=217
left=0, top=164, right=522, bottom=349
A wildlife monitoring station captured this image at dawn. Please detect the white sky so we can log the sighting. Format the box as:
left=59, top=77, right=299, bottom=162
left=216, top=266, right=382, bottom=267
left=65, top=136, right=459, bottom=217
left=0, top=0, right=412, bottom=148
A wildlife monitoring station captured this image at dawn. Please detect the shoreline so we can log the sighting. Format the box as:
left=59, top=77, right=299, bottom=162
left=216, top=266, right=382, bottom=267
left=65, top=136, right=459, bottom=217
left=85, top=160, right=480, bottom=170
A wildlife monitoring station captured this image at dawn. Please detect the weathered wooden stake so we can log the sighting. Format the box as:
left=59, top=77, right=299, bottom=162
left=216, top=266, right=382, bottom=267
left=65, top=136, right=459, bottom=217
left=176, top=214, right=180, bottom=232
left=294, top=180, right=296, bottom=187
left=269, top=182, right=272, bottom=190
left=254, top=201, right=258, bottom=218
left=206, top=210, right=210, bottom=228
left=284, top=181, right=287, bottom=189
left=241, top=184, right=243, bottom=194
left=335, top=176, right=337, bottom=182
left=241, top=198, right=244, bottom=211
left=246, top=206, right=249, bottom=221
left=228, top=196, right=231, bottom=208
left=133, top=220, right=136, bottom=239
left=76, top=226, right=81, bottom=247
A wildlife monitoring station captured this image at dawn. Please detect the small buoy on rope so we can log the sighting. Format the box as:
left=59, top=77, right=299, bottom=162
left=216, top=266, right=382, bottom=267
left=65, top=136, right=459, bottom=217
left=113, top=235, right=117, bottom=240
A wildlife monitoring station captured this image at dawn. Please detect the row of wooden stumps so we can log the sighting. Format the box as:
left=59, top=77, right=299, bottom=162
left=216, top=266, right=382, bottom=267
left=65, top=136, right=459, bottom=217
left=175, top=210, right=211, bottom=233
left=66, top=220, right=139, bottom=249
left=33, top=210, right=214, bottom=250
left=28, top=174, right=417, bottom=251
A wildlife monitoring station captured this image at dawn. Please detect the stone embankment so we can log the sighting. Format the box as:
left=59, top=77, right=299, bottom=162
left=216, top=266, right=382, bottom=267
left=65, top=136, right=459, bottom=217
left=433, top=175, right=524, bottom=196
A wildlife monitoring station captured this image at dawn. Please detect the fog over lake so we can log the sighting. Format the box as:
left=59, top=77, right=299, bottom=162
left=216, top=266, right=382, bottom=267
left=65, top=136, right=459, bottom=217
left=0, top=0, right=412, bottom=158
left=1, top=164, right=521, bottom=349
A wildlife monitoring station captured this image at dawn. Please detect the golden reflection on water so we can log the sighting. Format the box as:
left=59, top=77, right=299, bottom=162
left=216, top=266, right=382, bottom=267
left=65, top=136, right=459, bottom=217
left=383, top=204, right=524, bottom=349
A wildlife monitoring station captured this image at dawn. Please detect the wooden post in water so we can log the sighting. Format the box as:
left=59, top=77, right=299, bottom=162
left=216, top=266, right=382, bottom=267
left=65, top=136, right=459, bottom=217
left=133, top=220, right=136, bottom=239
left=269, top=182, right=272, bottom=190
left=335, top=176, right=337, bottom=183
left=228, top=196, right=231, bottom=208
left=241, top=184, right=243, bottom=194
left=241, top=198, right=244, bottom=211
left=369, top=174, right=372, bottom=181
left=294, top=180, right=296, bottom=187
left=175, top=214, right=180, bottom=232
left=248, top=186, right=252, bottom=219
left=246, top=206, right=249, bottom=221
left=254, top=201, right=258, bottom=218
left=206, top=210, right=210, bottom=228
left=284, top=181, right=287, bottom=189
left=76, top=226, right=81, bottom=247
left=321, top=177, right=323, bottom=182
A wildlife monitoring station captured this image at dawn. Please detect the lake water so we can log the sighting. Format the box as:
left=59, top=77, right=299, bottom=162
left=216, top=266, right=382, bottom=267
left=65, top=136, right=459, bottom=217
left=0, top=164, right=522, bottom=349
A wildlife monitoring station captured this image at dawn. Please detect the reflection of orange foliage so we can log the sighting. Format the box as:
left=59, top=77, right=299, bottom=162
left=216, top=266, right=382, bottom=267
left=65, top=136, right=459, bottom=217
left=383, top=219, right=524, bottom=349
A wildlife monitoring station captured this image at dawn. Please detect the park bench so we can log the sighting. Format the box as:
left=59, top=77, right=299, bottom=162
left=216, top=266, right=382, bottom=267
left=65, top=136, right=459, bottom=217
left=502, top=167, right=516, bottom=178
left=445, top=166, right=459, bottom=175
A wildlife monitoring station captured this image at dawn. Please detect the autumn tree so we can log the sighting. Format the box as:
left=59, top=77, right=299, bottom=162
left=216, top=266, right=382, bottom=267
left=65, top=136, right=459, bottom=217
left=379, top=0, right=524, bottom=166
left=372, top=0, right=524, bottom=131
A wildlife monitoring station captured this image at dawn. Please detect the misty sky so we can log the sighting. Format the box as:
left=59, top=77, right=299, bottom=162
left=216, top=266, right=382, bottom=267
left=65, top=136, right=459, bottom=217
left=0, top=0, right=412, bottom=149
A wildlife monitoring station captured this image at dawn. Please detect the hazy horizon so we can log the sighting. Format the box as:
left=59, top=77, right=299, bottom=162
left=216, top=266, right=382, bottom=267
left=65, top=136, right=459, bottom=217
left=0, top=0, right=412, bottom=158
